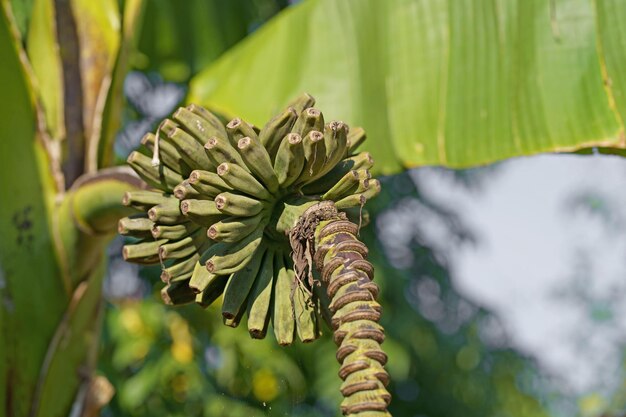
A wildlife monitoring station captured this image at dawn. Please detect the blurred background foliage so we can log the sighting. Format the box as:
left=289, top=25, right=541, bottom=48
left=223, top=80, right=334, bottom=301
left=11, top=0, right=619, bottom=415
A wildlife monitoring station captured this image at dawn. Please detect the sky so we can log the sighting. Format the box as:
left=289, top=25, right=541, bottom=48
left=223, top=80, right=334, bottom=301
left=413, top=153, right=626, bottom=396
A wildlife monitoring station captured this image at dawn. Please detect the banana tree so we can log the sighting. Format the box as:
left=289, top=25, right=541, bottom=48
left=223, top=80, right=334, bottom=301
left=2, top=0, right=626, bottom=416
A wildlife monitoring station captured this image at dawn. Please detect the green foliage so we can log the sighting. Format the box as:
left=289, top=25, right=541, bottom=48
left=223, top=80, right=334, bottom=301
left=189, top=0, right=626, bottom=175
left=0, top=6, right=68, bottom=415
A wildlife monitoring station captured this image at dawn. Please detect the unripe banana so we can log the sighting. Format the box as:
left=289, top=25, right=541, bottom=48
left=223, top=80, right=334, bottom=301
left=207, top=212, right=265, bottom=243
left=173, top=181, right=202, bottom=200
left=246, top=248, right=275, bottom=338
left=188, top=169, right=233, bottom=198
left=148, top=199, right=184, bottom=225
left=180, top=199, right=225, bottom=226
left=217, top=162, right=271, bottom=200
left=292, top=107, right=325, bottom=138
left=221, top=245, right=266, bottom=321
left=205, top=224, right=264, bottom=275
left=334, top=179, right=381, bottom=210
left=161, top=279, right=196, bottom=305
left=173, top=107, right=226, bottom=142
left=160, top=120, right=215, bottom=171
left=297, top=130, right=326, bottom=185
left=300, top=152, right=374, bottom=195
left=237, top=136, right=279, bottom=193
left=118, top=216, right=154, bottom=237
left=122, top=190, right=172, bottom=211
left=157, top=228, right=206, bottom=261
left=321, top=170, right=360, bottom=201
left=186, top=104, right=228, bottom=138
left=272, top=254, right=295, bottom=346
left=204, top=136, right=249, bottom=171
left=286, top=92, right=316, bottom=114
left=258, top=107, right=298, bottom=158
left=161, top=254, right=199, bottom=283
left=127, top=151, right=183, bottom=191
left=151, top=222, right=200, bottom=240
left=355, top=177, right=371, bottom=194
left=346, top=126, right=366, bottom=154
left=273, top=133, right=305, bottom=188
left=322, top=121, right=349, bottom=176
left=226, top=117, right=258, bottom=146
left=195, top=274, right=228, bottom=307
left=141, top=132, right=192, bottom=176
left=123, top=239, right=167, bottom=263
left=189, top=259, right=220, bottom=293
left=214, top=192, right=265, bottom=217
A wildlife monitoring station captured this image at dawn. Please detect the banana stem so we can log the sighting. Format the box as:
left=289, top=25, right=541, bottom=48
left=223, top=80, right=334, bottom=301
left=291, top=202, right=391, bottom=416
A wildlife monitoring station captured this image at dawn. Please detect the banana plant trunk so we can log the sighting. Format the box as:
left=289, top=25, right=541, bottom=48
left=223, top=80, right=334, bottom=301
left=0, top=1, right=143, bottom=415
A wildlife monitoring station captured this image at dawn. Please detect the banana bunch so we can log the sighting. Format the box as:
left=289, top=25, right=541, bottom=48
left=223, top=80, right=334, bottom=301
left=119, top=93, right=379, bottom=344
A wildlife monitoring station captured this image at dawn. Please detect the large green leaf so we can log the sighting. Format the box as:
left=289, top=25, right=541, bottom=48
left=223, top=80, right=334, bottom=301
left=0, top=3, right=68, bottom=415
left=189, top=0, right=626, bottom=174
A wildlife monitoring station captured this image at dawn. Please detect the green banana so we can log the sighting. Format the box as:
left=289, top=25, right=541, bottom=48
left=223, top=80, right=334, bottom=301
left=346, top=126, right=366, bottom=154
left=127, top=151, right=184, bottom=191
left=321, top=170, right=360, bottom=201
left=159, top=227, right=205, bottom=258
left=186, top=104, right=228, bottom=138
left=189, top=259, right=219, bottom=293
left=140, top=132, right=192, bottom=176
left=214, top=192, right=265, bottom=217
left=122, top=239, right=167, bottom=263
left=188, top=169, right=233, bottom=198
left=122, top=190, right=172, bottom=211
left=118, top=216, right=154, bottom=237
left=204, top=136, right=249, bottom=170
left=286, top=92, right=316, bottom=114
left=292, top=107, right=324, bottom=138
left=297, top=130, right=326, bottom=185
left=226, top=117, right=258, bottom=146
left=172, top=107, right=226, bottom=143
left=161, top=279, right=196, bottom=305
left=221, top=244, right=266, bottom=321
left=236, top=136, right=279, bottom=193
left=246, top=248, right=275, bottom=338
left=161, top=254, right=200, bottom=283
left=272, top=254, right=295, bottom=346
left=148, top=199, right=185, bottom=225
left=161, top=120, right=216, bottom=171
left=355, top=177, right=371, bottom=194
left=159, top=236, right=198, bottom=260
left=151, top=222, right=200, bottom=240
left=207, top=212, right=265, bottom=243
left=180, top=199, right=225, bottom=226
left=322, top=121, right=349, bottom=176
left=217, top=162, right=271, bottom=200
left=258, top=107, right=298, bottom=158
left=273, top=133, right=305, bottom=188
left=334, top=179, right=381, bottom=210
left=173, top=181, right=202, bottom=200
left=205, top=224, right=264, bottom=275
left=300, top=152, right=374, bottom=195
left=195, top=274, right=228, bottom=308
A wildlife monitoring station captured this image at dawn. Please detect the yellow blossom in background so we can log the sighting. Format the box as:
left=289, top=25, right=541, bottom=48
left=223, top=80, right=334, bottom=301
left=168, top=313, right=193, bottom=363
left=252, top=368, right=279, bottom=402
left=119, top=306, right=144, bottom=335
